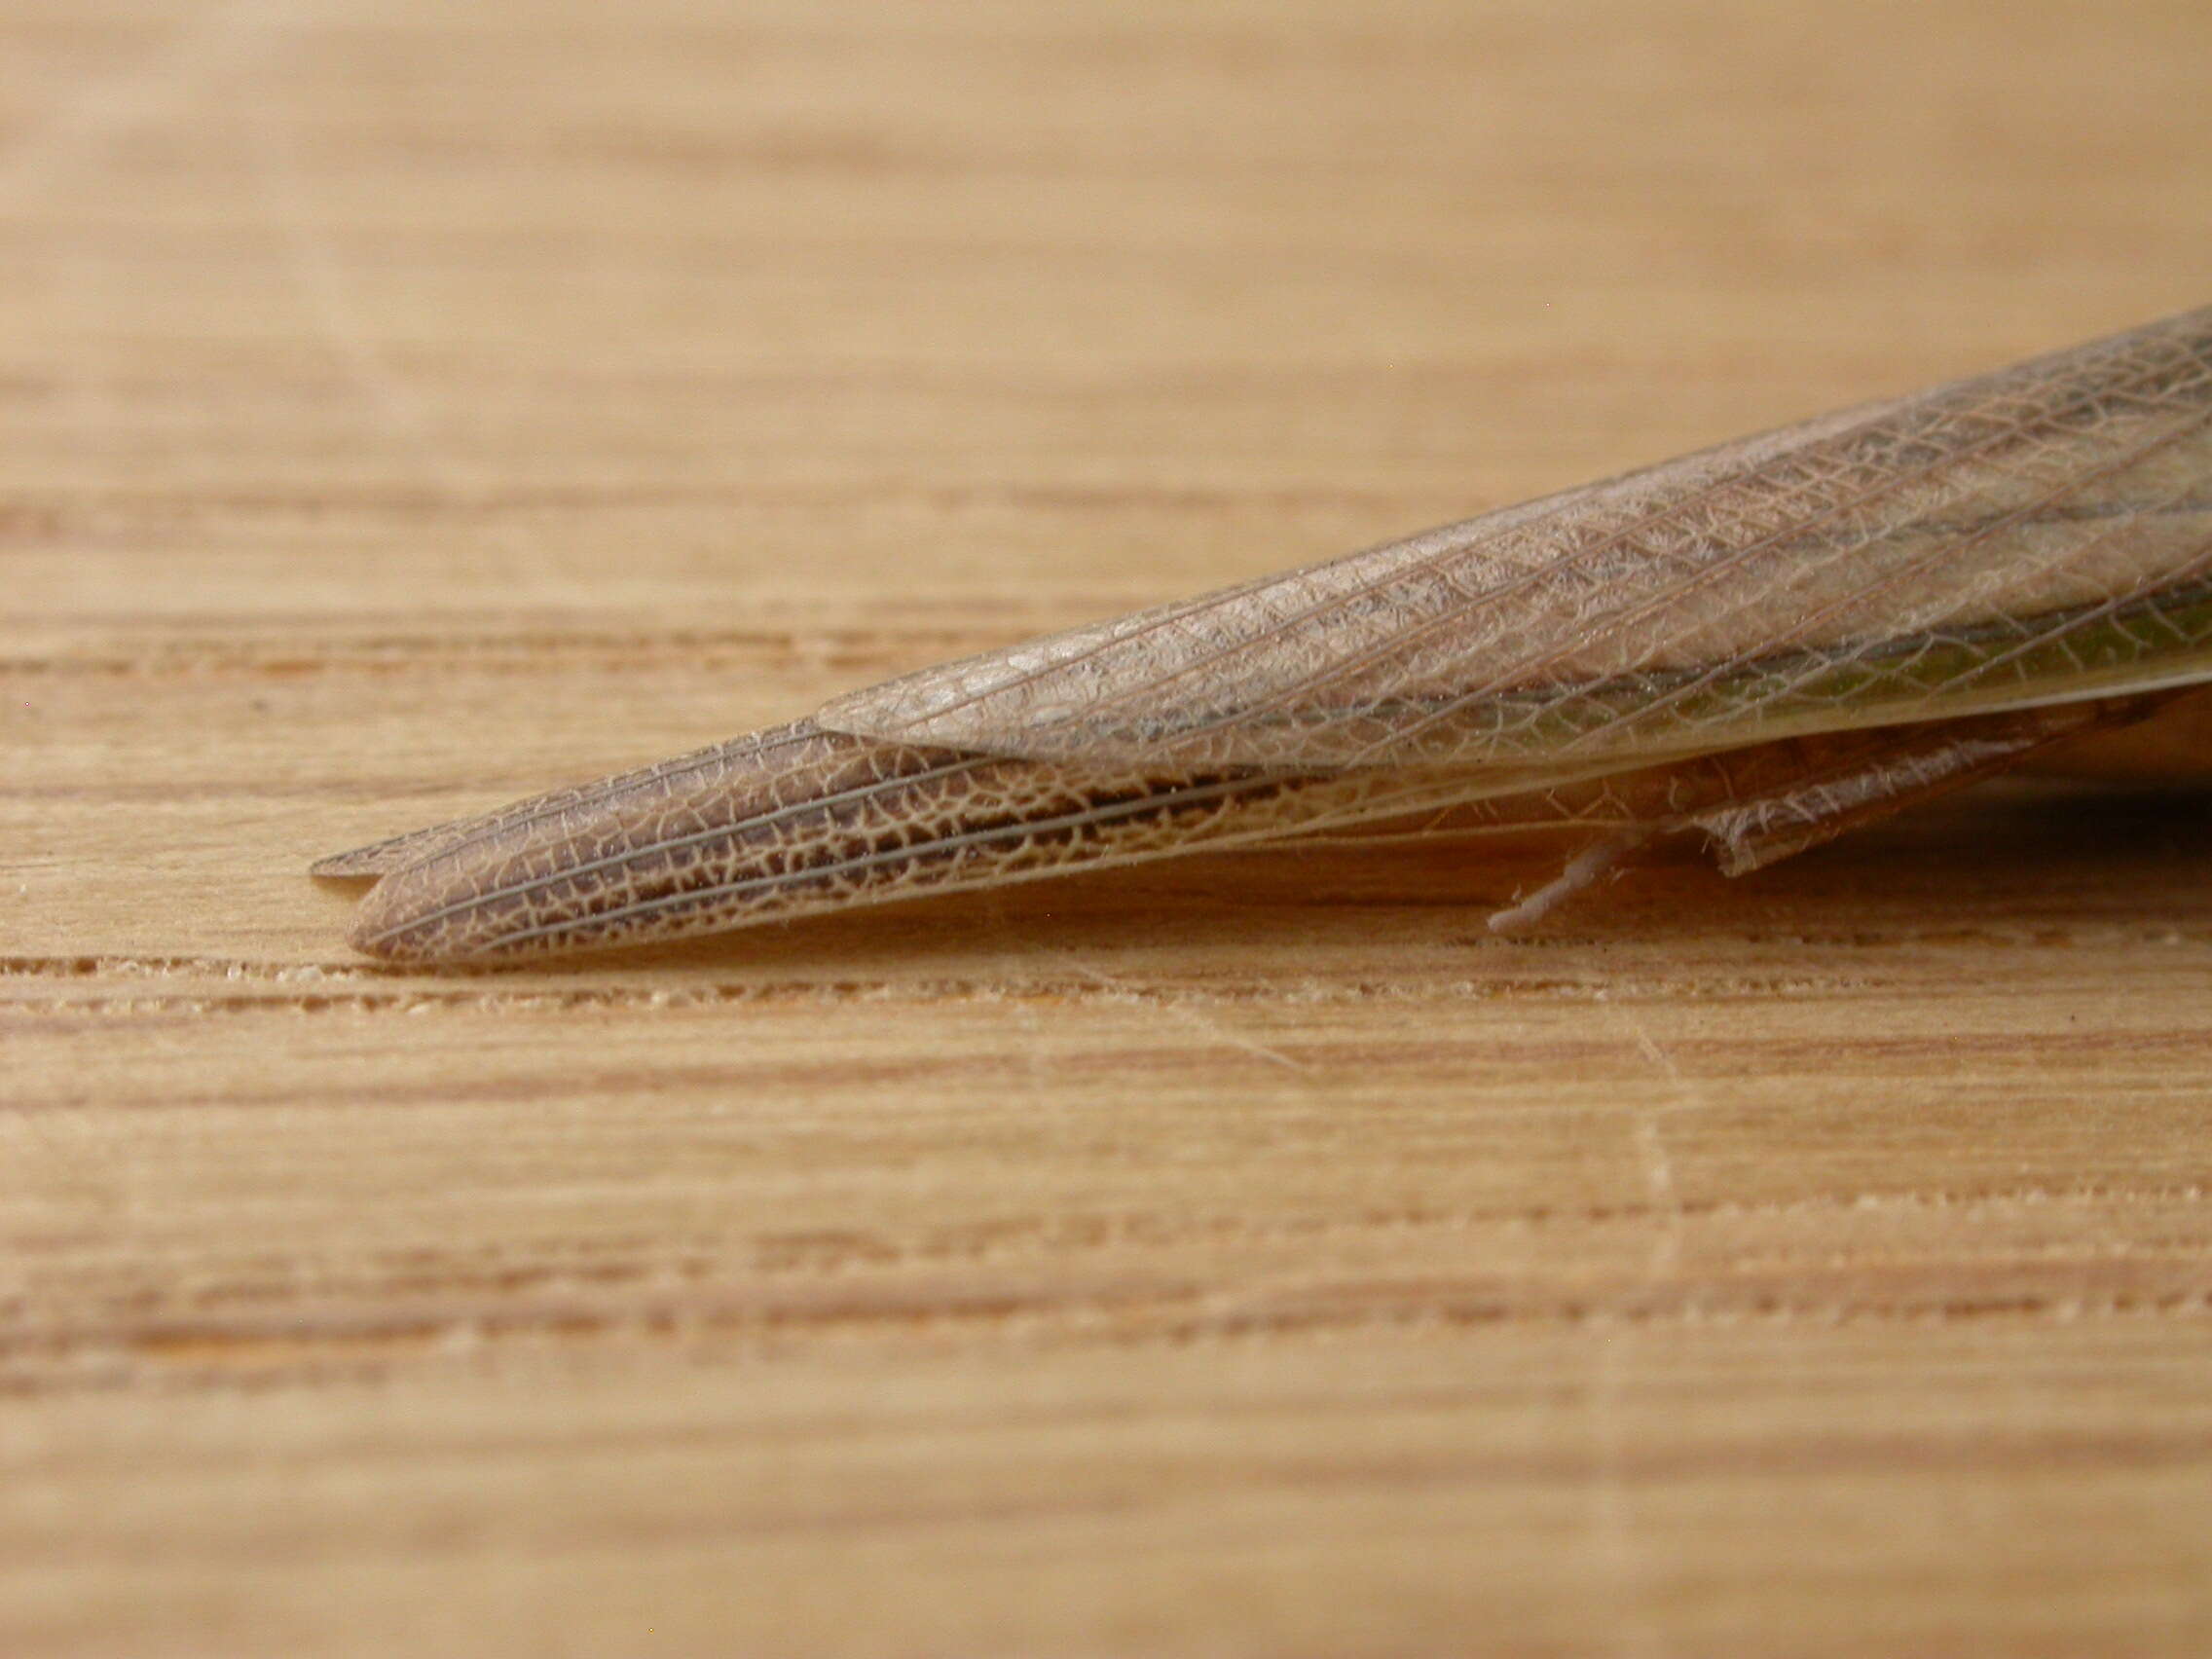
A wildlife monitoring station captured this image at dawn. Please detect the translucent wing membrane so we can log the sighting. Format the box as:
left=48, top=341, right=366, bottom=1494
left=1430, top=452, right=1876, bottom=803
left=335, top=697, right=2183, bottom=965
left=323, top=308, right=2212, bottom=961
left=340, top=720, right=1550, bottom=963
left=310, top=732, right=812, bottom=877
left=819, top=306, right=2212, bottom=771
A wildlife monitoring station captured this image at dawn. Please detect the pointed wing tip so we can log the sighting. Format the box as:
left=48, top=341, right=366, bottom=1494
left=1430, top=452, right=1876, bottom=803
left=815, top=678, right=1121, bottom=763
left=813, top=633, right=1149, bottom=759
left=337, top=862, right=456, bottom=963
left=310, top=843, right=409, bottom=879
left=815, top=681, right=959, bottom=745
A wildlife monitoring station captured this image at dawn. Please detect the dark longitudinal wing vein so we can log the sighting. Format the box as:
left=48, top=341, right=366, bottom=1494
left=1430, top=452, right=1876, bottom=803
left=818, top=305, right=2212, bottom=771
left=310, top=728, right=824, bottom=877
left=343, top=720, right=1564, bottom=964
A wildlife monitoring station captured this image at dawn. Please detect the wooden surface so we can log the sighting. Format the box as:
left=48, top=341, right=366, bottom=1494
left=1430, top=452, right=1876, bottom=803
left=6, top=2, right=2212, bottom=1653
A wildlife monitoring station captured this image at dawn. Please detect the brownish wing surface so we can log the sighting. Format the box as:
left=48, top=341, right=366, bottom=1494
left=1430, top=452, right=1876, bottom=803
left=819, top=307, right=2212, bottom=772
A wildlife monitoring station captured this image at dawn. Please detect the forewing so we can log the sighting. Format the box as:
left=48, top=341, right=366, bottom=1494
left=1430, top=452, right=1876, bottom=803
left=819, top=306, right=2212, bottom=772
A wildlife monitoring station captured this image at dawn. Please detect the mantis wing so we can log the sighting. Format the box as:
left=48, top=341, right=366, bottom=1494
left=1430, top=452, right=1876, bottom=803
left=819, top=306, right=2212, bottom=775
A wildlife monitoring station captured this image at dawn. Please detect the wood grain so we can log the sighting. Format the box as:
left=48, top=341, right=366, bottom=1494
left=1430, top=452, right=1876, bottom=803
left=4, top=1, right=2211, bottom=1654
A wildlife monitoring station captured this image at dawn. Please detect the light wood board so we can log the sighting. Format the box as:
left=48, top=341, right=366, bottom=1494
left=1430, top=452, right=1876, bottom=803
left=5, top=1, right=2211, bottom=1653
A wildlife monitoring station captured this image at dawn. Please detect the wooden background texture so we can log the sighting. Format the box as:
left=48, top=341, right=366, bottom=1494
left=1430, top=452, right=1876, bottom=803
left=6, top=1, right=2212, bottom=1654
